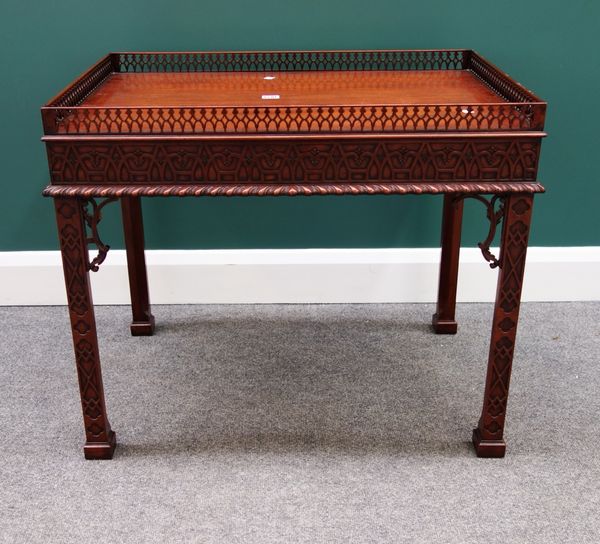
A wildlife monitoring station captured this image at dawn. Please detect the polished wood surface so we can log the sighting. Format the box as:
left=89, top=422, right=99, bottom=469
left=83, top=70, right=504, bottom=107
left=42, top=51, right=545, bottom=136
left=432, top=194, right=464, bottom=334
left=54, top=197, right=116, bottom=459
left=42, top=50, right=546, bottom=459
left=121, top=197, right=155, bottom=336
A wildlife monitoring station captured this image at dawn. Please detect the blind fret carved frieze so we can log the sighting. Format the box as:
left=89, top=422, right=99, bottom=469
left=47, top=139, right=540, bottom=185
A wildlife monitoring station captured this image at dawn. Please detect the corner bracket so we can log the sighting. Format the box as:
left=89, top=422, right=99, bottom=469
left=452, top=194, right=505, bottom=268
left=82, top=197, right=117, bottom=272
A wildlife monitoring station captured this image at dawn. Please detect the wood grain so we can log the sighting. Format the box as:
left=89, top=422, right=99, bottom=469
left=82, top=70, right=504, bottom=107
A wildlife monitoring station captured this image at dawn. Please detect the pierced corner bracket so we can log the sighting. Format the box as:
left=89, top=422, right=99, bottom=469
left=452, top=194, right=505, bottom=269
left=82, top=197, right=117, bottom=272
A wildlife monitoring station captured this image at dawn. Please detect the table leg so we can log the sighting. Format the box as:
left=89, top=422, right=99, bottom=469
left=473, top=193, right=534, bottom=458
left=432, top=194, right=464, bottom=334
left=54, top=197, right=116, bottom=460
left=121, top=196, right=155, bottom=336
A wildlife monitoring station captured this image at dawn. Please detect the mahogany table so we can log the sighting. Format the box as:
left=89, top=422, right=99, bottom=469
left=41, top=50, right=546, bottom=459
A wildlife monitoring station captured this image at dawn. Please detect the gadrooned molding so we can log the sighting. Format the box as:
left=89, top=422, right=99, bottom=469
left=0, top=247, right=598, bottom=305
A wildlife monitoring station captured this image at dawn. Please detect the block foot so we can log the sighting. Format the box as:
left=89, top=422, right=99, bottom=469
left=83, top=430, right=117, bottom=460
left=472, top=428, right=506, bottom=458
left=130, top=314, right=155, bottom=336
left=432, top=313, right=458, bottom=334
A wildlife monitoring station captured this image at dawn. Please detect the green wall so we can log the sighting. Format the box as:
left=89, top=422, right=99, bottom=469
left=1, top=0, right=598, bottom=250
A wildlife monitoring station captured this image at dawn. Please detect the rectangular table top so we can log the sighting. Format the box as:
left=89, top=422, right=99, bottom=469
left=82, top=70, right=504, bottom=108
left=41, top=50, right=546, bottom=136
left=41, top=50, right=546, bottom=199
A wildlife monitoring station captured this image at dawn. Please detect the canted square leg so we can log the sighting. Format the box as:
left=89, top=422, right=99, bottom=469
left=54, top=197, right=116, bottom=460
left=473, top=194, right=534, bottom=458
left=121, top=196, right=155, bottom=336
left=432, top=194, right=464, bottom=334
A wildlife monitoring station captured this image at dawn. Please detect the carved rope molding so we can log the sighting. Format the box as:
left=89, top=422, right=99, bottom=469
left=47, top=139, right=541, bottom=184
left=43, top=182, right=544, bottom=198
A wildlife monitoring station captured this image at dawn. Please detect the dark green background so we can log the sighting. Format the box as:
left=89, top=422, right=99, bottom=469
left=1, top=0, right=598, bottom=250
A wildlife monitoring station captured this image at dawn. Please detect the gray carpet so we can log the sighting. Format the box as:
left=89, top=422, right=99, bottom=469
left=1, top=302, right=599, bottom=544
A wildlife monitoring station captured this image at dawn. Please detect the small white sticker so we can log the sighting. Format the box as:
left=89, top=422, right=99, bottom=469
left=261, top=94, right=280, bottom=100
left=263, top=75, right=276, bottom=80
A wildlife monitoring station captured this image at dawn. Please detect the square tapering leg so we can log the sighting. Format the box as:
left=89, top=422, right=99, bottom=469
left=54, top=197, right=116, bottom=460
left=473, top=193, right=534, bottom=458
left=432, top=194, right=464, bottom=334
left=121, top=196, right=155, bottom=336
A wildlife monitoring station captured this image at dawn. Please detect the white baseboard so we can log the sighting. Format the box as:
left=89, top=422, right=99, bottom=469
left=0, top=247, right=598, bottom=305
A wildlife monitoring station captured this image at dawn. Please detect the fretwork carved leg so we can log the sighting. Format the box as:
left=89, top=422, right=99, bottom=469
left=121, top=197, right=155, bottom=336
left=54, top=197, right=116, bottom=460
left=473, top=193, right=534, bottom=458
left=432, top=194, right=464, bottom=334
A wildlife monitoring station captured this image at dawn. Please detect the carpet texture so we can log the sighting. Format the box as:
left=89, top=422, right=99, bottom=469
left=1, top=302, right=599, bottom=543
